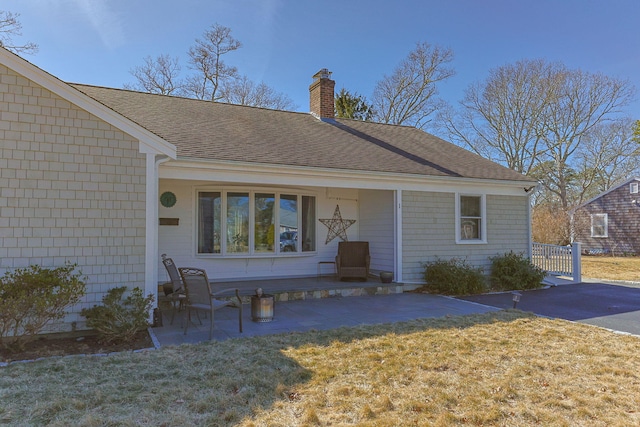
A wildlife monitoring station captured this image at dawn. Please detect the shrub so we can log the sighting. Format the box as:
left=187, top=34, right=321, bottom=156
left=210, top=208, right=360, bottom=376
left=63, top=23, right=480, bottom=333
left=0, top=263, right=86, bottom=351
left=82, top=286, right=154, bottom=344
left=421, top=258, right=486, bottom=295
left=490, top=251, right=546, bottom=291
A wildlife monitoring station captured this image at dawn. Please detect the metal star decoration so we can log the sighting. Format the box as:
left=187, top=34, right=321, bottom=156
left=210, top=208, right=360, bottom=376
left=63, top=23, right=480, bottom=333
left=319, top=205, right=356, bottom=244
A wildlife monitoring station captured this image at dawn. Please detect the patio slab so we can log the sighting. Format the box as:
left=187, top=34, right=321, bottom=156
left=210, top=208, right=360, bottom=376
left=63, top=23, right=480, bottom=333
left=150, top=292, right=499, bottom=347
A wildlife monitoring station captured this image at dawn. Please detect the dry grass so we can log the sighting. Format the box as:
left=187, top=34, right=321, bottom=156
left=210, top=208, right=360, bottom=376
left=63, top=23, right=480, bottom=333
left=2, top=311, right=640, bottom=426
left=581, top=256, right=640, bottom=282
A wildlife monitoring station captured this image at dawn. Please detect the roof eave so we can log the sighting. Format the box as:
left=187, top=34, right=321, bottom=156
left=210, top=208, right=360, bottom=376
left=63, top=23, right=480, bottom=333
left=0, top=48, right=176, bottom=158
left=160, top=157, right=537, bottom=195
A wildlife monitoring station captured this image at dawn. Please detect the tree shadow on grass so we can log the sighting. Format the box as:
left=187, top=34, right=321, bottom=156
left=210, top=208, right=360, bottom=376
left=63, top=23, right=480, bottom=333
left=0, top=310, right=534, bottom=426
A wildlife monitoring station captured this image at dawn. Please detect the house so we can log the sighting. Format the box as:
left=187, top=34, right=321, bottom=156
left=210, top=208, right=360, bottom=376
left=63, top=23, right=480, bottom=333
left=571, top=177, right=640, bottom=255
left=0, top=49, right=537, bottom=332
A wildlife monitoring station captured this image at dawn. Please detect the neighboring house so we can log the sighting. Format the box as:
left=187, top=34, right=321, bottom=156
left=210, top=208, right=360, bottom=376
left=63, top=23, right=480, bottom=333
left=571, top=177, right=640, bottom=255
left=0, top=49, right=537, bottom=332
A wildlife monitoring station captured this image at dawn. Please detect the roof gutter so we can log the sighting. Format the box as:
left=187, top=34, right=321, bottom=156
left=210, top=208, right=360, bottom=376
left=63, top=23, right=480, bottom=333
left=159, top=157, right=537, bottom=196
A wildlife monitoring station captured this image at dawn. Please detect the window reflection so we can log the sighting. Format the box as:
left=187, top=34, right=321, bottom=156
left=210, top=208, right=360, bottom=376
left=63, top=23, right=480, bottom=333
left=255, top=193, right=275, bottom=253
left=280, top=194, right=298, bottom=252
left=227, top=192, right=249, bottom=253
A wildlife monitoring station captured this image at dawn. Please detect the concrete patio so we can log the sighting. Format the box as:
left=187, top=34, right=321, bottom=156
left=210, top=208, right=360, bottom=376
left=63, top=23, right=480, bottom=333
left=150, top=288, right=500, bottom=347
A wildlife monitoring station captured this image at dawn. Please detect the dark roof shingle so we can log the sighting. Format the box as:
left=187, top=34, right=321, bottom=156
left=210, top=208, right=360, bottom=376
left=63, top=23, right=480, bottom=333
left=71, top=84, right=533, bottom=183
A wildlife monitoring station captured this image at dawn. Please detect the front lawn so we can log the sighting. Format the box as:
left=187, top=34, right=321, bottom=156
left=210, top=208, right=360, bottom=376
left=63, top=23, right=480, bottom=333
left=581, top=256, right=640, bottom=282
left=2, top=310, right=640, bottom=426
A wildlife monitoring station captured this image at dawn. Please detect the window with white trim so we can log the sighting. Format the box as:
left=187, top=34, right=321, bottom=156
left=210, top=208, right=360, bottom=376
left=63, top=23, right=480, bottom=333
left=456, top=194, right=486, bottom=243
left=197, top=189, right=316, bottom=256
left=631, top=182, right=639, bottom=194
left=591, top=213, right=608, bottom=238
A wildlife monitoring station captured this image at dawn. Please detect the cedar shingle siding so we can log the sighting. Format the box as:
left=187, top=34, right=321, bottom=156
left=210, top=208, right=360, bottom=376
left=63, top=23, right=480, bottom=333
left=572, top=178, right=640, bottom=255
left=0, top=64, right=147, bottom=331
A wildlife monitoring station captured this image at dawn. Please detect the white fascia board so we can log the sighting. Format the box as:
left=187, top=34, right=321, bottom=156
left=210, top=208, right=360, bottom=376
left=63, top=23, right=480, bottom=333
left=0, top=48, right=176, bottom=158
left=159, top=158, right=534, bottom=197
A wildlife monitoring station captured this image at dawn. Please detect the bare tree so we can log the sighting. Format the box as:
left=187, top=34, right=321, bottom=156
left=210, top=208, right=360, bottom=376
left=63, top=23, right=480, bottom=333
left=372, top=42, right=454, bottom=129
left=536, top=68, right=636, bottom=210
left=185, top=23, right=241, bottom=101
left=125, top=54, right=183, bottom=95
left=441, top=59, right=636, bottom=211
left=125, top=23, right=295, bottom=110
left=572, top=118, right=640, bottom=203
left=220, top=75, right=296, bottom=110
left=0, top=10, right=38, bottom=55
left=440, top=59, right=555, bottom=175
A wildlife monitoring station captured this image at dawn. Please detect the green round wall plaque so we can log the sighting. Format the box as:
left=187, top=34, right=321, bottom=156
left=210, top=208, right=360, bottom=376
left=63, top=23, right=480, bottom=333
left=160, top=191, right=177, bottom=208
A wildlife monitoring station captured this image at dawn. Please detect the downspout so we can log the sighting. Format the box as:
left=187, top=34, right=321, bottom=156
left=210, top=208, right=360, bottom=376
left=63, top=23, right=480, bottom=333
left=394, top=189, right=403, bottom=283
left=525, top=184, right=538, bottom=260
left=145, top=154, right=171, bottom=322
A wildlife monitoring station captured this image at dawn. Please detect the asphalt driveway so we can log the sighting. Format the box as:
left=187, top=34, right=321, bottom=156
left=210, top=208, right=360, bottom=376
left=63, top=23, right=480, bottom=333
left=458, top=281, right=640, bottom=336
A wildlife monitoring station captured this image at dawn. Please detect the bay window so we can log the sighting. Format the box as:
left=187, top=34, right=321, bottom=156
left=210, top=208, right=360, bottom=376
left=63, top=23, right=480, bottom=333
left=226, top=192, right=249, bottom=253
left=197, top=189, right=316, bottom=256
left=254, top=193, right=275, bottom=253
left=197, top=192, right=221, bottom=254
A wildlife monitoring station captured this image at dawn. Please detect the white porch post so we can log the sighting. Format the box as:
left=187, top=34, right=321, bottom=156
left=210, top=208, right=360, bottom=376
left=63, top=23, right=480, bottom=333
left=394, top=189, right=403, bottom=283
left=144, top=154, right=165, bottom=320
left=572, top=242, right=582, bottom=283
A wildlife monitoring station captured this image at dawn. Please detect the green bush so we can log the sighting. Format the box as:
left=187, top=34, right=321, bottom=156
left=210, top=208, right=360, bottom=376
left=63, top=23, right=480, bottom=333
left=0, top=263, right=86, bottom=351
left=490, top=251, right=546, bottom=291
left=82, top=286, right=154, bottom=344
left=421, top=258, right=486, bottom=295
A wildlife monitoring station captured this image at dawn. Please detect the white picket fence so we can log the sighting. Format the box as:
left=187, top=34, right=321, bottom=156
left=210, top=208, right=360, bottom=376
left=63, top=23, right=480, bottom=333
left=531, top=242, right=582, bottom=282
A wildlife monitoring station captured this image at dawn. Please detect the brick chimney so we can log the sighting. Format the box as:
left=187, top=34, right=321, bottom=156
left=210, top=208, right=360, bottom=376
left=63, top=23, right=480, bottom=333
left=309, top=68, right=335, bottom=120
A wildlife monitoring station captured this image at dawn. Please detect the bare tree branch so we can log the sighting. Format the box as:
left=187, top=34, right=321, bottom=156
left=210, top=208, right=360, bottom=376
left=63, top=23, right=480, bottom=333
left=220, top=75, right=296, bottom=110
left=441, top=58, right=636, bottom=213
left=372, top=42, right=454, bottom=129
left=186, top=23, right=241, bottom=101
left=125, top=54, right=183, bottom=95
left=0, top=10, right=38, bottom=55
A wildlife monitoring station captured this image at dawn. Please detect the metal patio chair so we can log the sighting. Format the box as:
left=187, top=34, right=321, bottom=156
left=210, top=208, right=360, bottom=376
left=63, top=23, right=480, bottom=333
left=178, top=267, right=243, bottom=340
left=161, top=254, right=187, bottom=325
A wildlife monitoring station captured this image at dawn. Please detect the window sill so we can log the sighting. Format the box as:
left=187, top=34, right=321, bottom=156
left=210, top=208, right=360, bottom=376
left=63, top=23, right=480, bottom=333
left=196, top=252, right=318, bottom=259
left=456, top=239, right=488, bottom=245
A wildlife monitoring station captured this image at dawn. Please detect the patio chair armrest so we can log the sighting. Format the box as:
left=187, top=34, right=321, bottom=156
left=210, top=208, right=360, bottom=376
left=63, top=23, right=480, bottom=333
left=212, top=287, right=241, bottom=297
left=162, top=282, right=184, bottom=296
left=212, top=288, right=243, bottom=311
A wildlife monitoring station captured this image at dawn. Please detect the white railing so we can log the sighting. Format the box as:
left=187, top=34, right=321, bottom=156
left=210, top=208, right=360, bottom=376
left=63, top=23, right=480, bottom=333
left=532, top=242, right=582, bottom=282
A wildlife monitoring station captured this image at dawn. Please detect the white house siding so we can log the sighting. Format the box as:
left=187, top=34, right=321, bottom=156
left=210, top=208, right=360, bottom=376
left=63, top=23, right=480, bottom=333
left=401, top=191, right=530, bottom=283
left=0, top=64, right=146, bottom=331
left=358, top=189, right=394, bottom=273
left=157, top=179, right=361, bottom=281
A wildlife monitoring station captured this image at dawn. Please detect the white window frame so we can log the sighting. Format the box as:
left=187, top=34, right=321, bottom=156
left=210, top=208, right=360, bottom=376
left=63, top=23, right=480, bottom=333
left=591, top=213, right=608, bottom=238
left=194, top=187, right=317, bottom=257
left=631, top=182, right=639, bottom=194
left=455, top=193, right=487, bottom=244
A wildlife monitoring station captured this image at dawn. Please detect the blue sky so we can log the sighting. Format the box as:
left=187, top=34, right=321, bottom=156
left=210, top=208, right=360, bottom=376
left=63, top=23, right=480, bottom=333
left=5, top=0, right=640, bottom=119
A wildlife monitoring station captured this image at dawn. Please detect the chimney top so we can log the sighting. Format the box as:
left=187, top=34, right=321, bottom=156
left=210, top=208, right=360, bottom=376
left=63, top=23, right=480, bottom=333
left=309, top=68, right=335, bottom=120
left=313, top=68, right=332, bottom=80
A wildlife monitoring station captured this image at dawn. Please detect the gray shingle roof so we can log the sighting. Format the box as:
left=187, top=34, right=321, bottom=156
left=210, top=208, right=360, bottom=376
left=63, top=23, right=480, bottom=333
left=70, top=84, right=534, bottom=183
